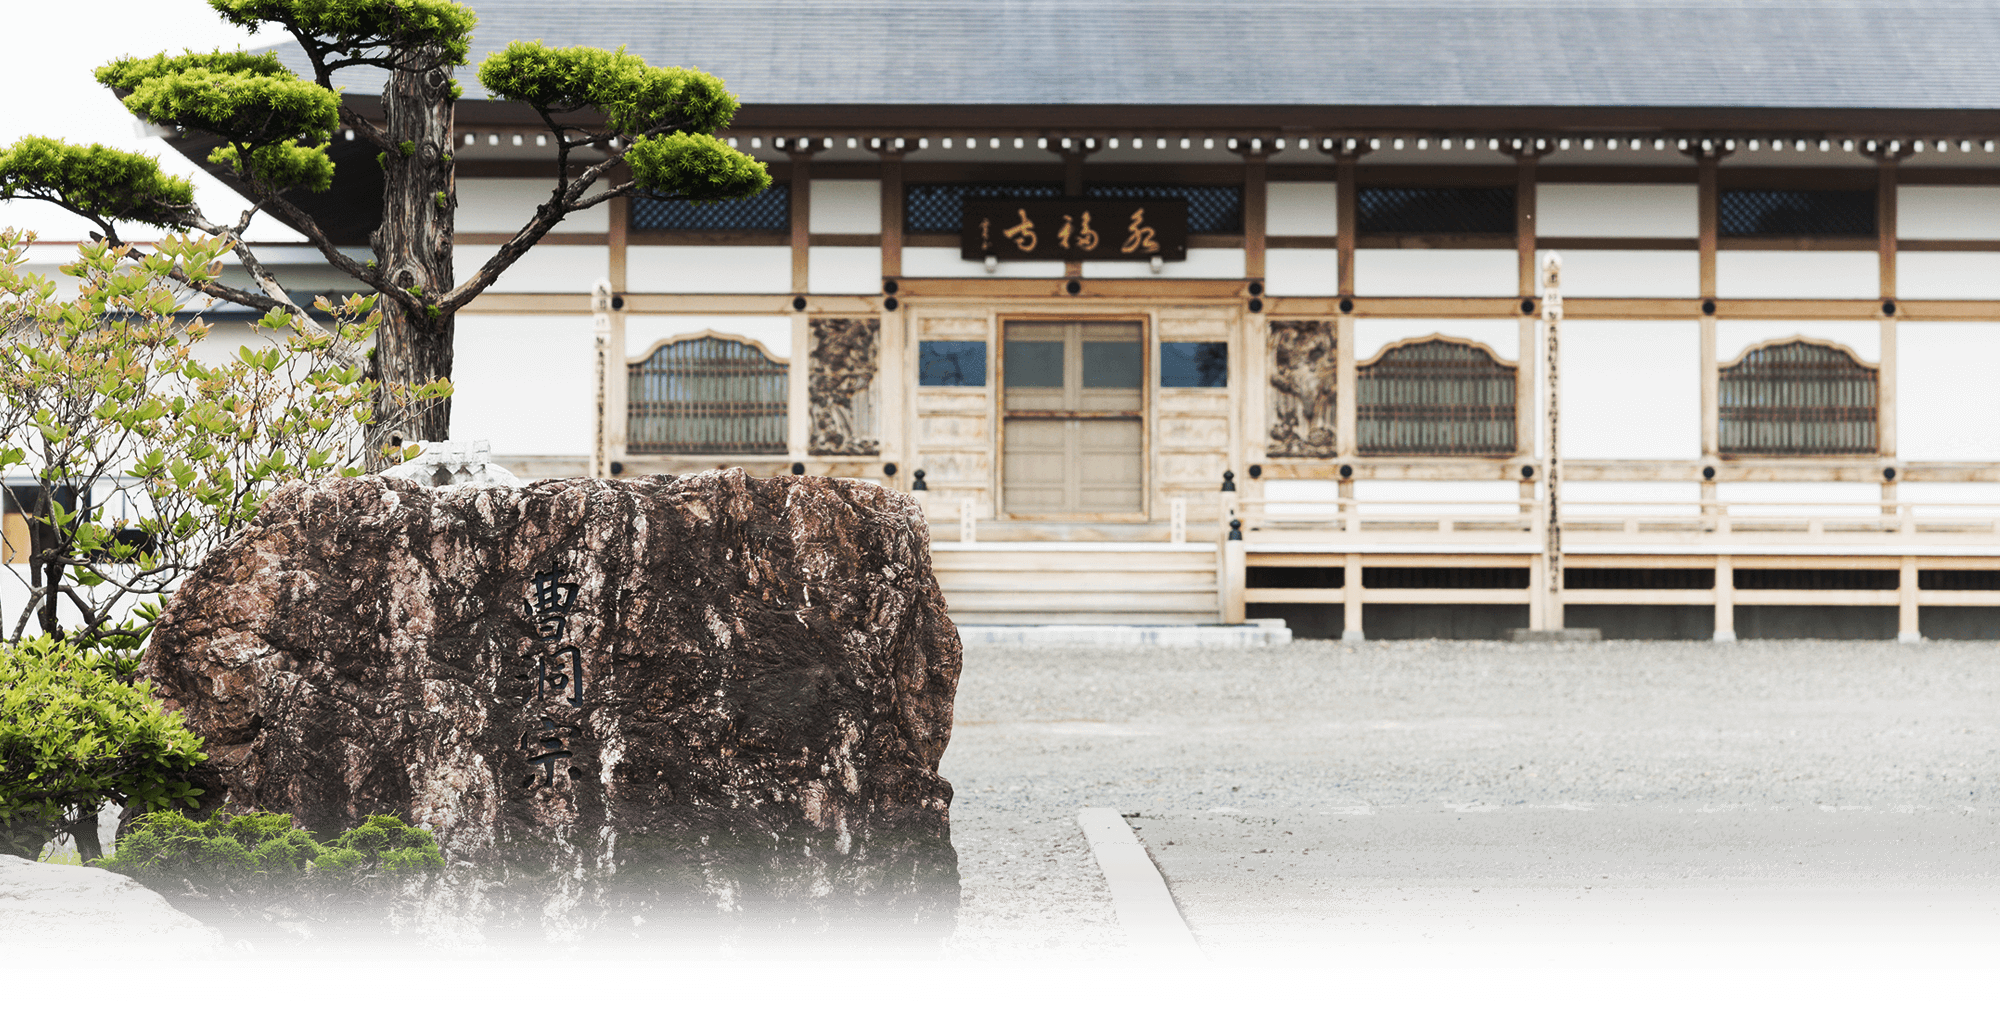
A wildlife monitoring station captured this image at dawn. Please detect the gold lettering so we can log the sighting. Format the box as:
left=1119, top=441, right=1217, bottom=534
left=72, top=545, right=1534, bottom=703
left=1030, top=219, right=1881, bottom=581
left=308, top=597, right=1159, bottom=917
left=1003, top=209, right=1038, bottom=252
left=980, top=216, right=991, bottom=251
left=1077, top=211, right=1100, bottom=251
left=1057, top=214, right=1074, bottom=250
left=1121, top=207, right=1159, bottom=254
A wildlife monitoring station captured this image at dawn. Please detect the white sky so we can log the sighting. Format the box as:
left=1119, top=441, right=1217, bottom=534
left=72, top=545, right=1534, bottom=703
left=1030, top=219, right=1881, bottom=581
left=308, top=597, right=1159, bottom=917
left=0, top=0, right=303, bottom=243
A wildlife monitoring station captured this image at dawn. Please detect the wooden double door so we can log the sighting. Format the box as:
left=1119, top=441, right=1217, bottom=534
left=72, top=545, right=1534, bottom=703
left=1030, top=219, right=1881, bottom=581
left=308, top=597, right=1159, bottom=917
left=1001, top=320, right=1145, bottom=516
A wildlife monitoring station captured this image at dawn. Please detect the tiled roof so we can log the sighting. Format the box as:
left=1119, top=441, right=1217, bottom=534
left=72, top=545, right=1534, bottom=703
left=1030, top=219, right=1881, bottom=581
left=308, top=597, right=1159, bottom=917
left=292, top=0, right=2000, bottom=111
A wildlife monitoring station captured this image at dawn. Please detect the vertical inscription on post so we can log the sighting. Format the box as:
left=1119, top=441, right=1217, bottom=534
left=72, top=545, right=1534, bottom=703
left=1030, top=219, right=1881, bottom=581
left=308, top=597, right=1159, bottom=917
left=520, top=568, right=585, bottom=789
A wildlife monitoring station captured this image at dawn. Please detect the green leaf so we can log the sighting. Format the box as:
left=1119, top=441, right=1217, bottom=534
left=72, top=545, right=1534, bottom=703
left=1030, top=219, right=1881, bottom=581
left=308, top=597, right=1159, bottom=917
left=0, top=137, right=196, bottom=229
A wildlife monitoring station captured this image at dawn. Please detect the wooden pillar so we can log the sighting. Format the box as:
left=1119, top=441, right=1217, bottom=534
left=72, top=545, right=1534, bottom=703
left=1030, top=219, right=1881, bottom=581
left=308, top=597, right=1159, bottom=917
left=1336, top=313, right=1358, bottom=456
left=875, top=144, right=910, bottom=280
left=1878, top=157, right=1899, bottom=300
left=1342, top=552, right=1364, bottom=641
left=1899, top=555, right=1921, bottom=643
left=782, top=139, right=827, bottom=294
left=1518, top=315, right=1539, bottom=460
left=1877, top=158, right=1900, bottom=460
left=1516, top=153, right=1539, bottom=298
left=1713, top=554, right=1736, bottom=642
left=1697, top=154, right=1720, bottom=299
left=789, top=311, right=811, bottom=462
left=1061, top=143, right=1088, bottom=279
left=1700, top=316, right=1720, bottom=458
left=1243, top=152, right=1268, bottom=281
left=1334, top=153, right=1359, bottom=297
left=604, top=194, right=630, bottom=472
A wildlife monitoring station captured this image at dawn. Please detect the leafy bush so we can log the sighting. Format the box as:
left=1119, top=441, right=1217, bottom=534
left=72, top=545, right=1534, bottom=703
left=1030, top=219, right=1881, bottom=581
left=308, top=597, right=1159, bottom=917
left=97, top=810, right=442, bottom=899
left=0, top=636, right=204, bottom=860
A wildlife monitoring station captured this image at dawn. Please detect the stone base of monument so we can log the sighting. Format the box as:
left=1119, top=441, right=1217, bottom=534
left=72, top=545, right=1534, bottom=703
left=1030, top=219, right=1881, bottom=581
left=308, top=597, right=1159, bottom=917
left=139, top=471, right=962, bottom=944
left=1507, top=628, right=1604, bottom=643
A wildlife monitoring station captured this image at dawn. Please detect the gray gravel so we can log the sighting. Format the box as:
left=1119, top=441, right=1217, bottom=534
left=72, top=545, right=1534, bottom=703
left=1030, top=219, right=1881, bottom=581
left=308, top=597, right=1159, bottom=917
left=938, top=639, right=2000, bottom=960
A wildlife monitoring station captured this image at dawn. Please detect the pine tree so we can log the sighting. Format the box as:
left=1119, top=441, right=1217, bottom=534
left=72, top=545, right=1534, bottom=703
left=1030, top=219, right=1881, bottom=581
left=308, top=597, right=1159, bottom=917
left=0, top=0, right=770, bottom=460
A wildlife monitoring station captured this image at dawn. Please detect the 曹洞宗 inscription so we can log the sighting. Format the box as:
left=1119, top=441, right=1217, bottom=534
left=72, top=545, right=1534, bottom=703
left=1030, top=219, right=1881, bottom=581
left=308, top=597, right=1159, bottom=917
left=521, top=568, right=585, bottom=788
left=962, top=198, right=1187, bottom=262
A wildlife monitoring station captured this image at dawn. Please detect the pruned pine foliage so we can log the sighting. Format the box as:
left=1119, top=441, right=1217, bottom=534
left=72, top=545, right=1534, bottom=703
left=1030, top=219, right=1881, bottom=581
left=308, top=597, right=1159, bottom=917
left=0, top=138, right=196, bottom=230
left=97, top=811, right=444, bottom=916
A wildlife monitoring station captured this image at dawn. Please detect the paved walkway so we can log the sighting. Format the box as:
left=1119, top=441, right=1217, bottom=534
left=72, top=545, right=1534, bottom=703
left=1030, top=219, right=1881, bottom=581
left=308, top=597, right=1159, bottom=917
left=939, top=640, right=2000, bottom=965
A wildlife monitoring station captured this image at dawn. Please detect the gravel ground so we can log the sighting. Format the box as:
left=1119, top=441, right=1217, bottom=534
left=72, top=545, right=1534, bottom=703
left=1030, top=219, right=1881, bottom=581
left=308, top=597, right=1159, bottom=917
left=938, top=639, right=2000, bottom=962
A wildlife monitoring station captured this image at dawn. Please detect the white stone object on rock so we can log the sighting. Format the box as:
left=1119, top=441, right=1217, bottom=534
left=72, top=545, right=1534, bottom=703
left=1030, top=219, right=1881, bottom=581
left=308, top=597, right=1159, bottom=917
left=0, top=856, right=222, bottom=960
left=380, top=439, right=526, bottom=488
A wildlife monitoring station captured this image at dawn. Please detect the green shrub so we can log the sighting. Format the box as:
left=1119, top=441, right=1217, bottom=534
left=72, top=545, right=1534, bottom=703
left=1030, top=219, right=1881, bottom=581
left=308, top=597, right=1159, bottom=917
left=96, top=809, right=442, bottom=903
left=0, top=636, right=204, bottom=860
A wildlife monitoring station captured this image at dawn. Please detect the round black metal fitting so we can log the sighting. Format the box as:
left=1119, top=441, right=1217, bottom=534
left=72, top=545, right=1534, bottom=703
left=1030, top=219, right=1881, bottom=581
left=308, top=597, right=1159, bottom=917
left=884, top=462, right=898, bottom=476
left=1248, top=298, right=1264, bottom=313
left=1338, top=298, right=1354, bottom=314
left=883, top=279, right=899, bottom=295
left=1884, top=466, right=1897, bottom=481
left=1882, top=300, right=1897, bottom=316
left=1338, top=464, right=1353, bottom=480
left=1520, top=298, right=1535, bottom=315
left=1701, top=299, right=1717, bottom=315
left=1248, top=464, right=1262, bottom=479
left=609, top=461, right=624, bottom=476
left=1521, top=465, right=1534, bottom=479
left=1227, top=518, right=1243, bottom=541
left=1221, top=470, right=1237, bottom=492
left=884, top=297, right=899, bottom=311
left=791, top=295, right=807, bottom=311
left=1065, top=279, right=1082, bottom=295
left=1248, top=280, right=1265, bottom=297
left=911, top=469, right=928, bottom=490
left=790, top=462, right=806, bottom=475
left=611, top=294, right=626, bottom=310
left=1702, top=465, right=1716, bottom=480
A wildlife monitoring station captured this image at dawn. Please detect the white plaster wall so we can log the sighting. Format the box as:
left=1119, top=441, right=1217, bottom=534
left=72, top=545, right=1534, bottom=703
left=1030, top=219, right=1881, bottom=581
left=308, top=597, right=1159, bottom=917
left=1897, top=322, right=2000, bottom=461
left=1537, top=184, right=1697, bottom=237
left=1545, top=250, right=1699, bottom=298
left=1261, top=478, right=1521, bottom=519
left=1562, top=480, right=1703, bottom=520
left=1715, top=252, right=1878, bottom=299
left=1354, top=318, right=1521, bottom=361
left=1897, top=252, right=2000, bottom=299
left=451, top=315, right=596, bottom=456
left=1717, top=482, right=1883, bottom=509
left=456, top=178, right=607, bottom=233
left=626, top=246, right=791, bottom=294
left=1353, top=250, right=1516, bottom=297
left=1264, top=249, right=1338, bottom=297
left=625, top=316, right=795, bottom=359
left=902, top=246, right=1063, bottom=279
left=810, top=180, right=880, bottom=234
left=807, top=246, right=879, bottom=294
left=1084, top=248, right=1244, bottom=280
left=1267, top=183, right=1337, bottom=236
left=1559, top=321, right=1701, bottom=459
left=1897, top=186, right=2000, bottom=240
left=453, top=245, right=607, bottom=294
left=1717, top=321, right=1880, bottom=363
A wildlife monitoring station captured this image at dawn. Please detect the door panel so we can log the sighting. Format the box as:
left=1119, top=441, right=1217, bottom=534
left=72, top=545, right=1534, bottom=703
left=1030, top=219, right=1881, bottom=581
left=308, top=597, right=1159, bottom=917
left=1001, top=320, right=1146, bottom=516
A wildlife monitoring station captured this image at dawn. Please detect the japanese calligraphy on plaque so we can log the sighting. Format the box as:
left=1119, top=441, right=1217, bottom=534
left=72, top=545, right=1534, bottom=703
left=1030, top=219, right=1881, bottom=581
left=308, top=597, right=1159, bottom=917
left=962, top=198, right=1187, bottom=262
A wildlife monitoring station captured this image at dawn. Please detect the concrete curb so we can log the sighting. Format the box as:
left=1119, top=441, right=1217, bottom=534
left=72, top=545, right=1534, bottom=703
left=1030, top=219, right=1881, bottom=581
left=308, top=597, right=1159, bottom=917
left=958, top=623, right=1292, bottom=647
left=1076, top=808, right=1205, bottom=961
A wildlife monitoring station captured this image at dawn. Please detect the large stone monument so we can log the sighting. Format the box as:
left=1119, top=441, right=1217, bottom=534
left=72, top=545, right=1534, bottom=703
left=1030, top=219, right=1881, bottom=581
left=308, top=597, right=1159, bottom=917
left=138, top=470, right=960, bottom=939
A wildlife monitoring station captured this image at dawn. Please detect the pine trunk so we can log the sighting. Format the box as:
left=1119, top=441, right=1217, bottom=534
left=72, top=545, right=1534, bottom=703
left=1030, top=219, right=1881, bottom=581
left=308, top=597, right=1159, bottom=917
left=367, top=48, right=457, bottom=467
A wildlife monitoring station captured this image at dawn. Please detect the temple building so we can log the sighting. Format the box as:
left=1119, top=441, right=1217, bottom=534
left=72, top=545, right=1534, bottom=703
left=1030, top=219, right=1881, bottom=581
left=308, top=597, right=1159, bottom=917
left=115, top=1, right=2000, bottom=638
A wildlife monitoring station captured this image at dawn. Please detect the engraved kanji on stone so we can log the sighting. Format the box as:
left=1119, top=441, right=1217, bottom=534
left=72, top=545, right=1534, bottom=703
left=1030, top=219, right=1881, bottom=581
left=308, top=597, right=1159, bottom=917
left=529, top=644, right=584, bottom=707
left=526, top=570, right=579, bottom=641
left=521, top=716, right=579, bottom=788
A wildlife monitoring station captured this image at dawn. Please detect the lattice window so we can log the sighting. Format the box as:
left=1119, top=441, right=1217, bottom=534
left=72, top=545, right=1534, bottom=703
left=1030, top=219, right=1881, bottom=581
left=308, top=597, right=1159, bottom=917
left=1084, top=185, right=1243, bottom=234
left=1719, top=189, right=1875, bottom=236
left=905, top=183, right=1062, bottom=233
left=1356, top=187, right=1515, bottom=234
left=1356, top=337, right=1517, bottom=456
left=627, top=334, right=788, bottom=454
left=1718, top=339, right=1877, bottom=456
left=631, top=185, right=790, bottom=232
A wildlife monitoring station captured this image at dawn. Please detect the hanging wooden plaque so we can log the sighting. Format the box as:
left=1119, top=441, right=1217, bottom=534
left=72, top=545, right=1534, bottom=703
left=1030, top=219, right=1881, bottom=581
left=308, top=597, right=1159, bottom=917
left=961, top=198, right=1188, bottom=261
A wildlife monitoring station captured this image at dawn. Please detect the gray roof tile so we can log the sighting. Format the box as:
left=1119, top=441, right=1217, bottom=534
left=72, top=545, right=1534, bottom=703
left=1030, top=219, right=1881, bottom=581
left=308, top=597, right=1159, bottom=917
left=291, top=0, right=2000, bottom=110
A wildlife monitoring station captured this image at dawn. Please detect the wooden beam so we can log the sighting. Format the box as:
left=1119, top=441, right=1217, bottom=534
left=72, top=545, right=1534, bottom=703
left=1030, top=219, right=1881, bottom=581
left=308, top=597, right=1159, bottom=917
left=1335, top=154, right=1358, bottom=297
left=1243, top=153, right=1268, bottom=280
left=1697, top=155, right=1720, bottom=298
left=1517, top=153, right=1539, bottom=298
left=1879, top=157, right=1899, bottom=299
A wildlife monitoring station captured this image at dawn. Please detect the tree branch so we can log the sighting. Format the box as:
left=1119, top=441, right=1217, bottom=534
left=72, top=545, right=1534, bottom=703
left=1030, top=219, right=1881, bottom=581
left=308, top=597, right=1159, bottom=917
left=338, top=102, right=393, bottom=154
left=438, top=148, right=623, bottom=313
